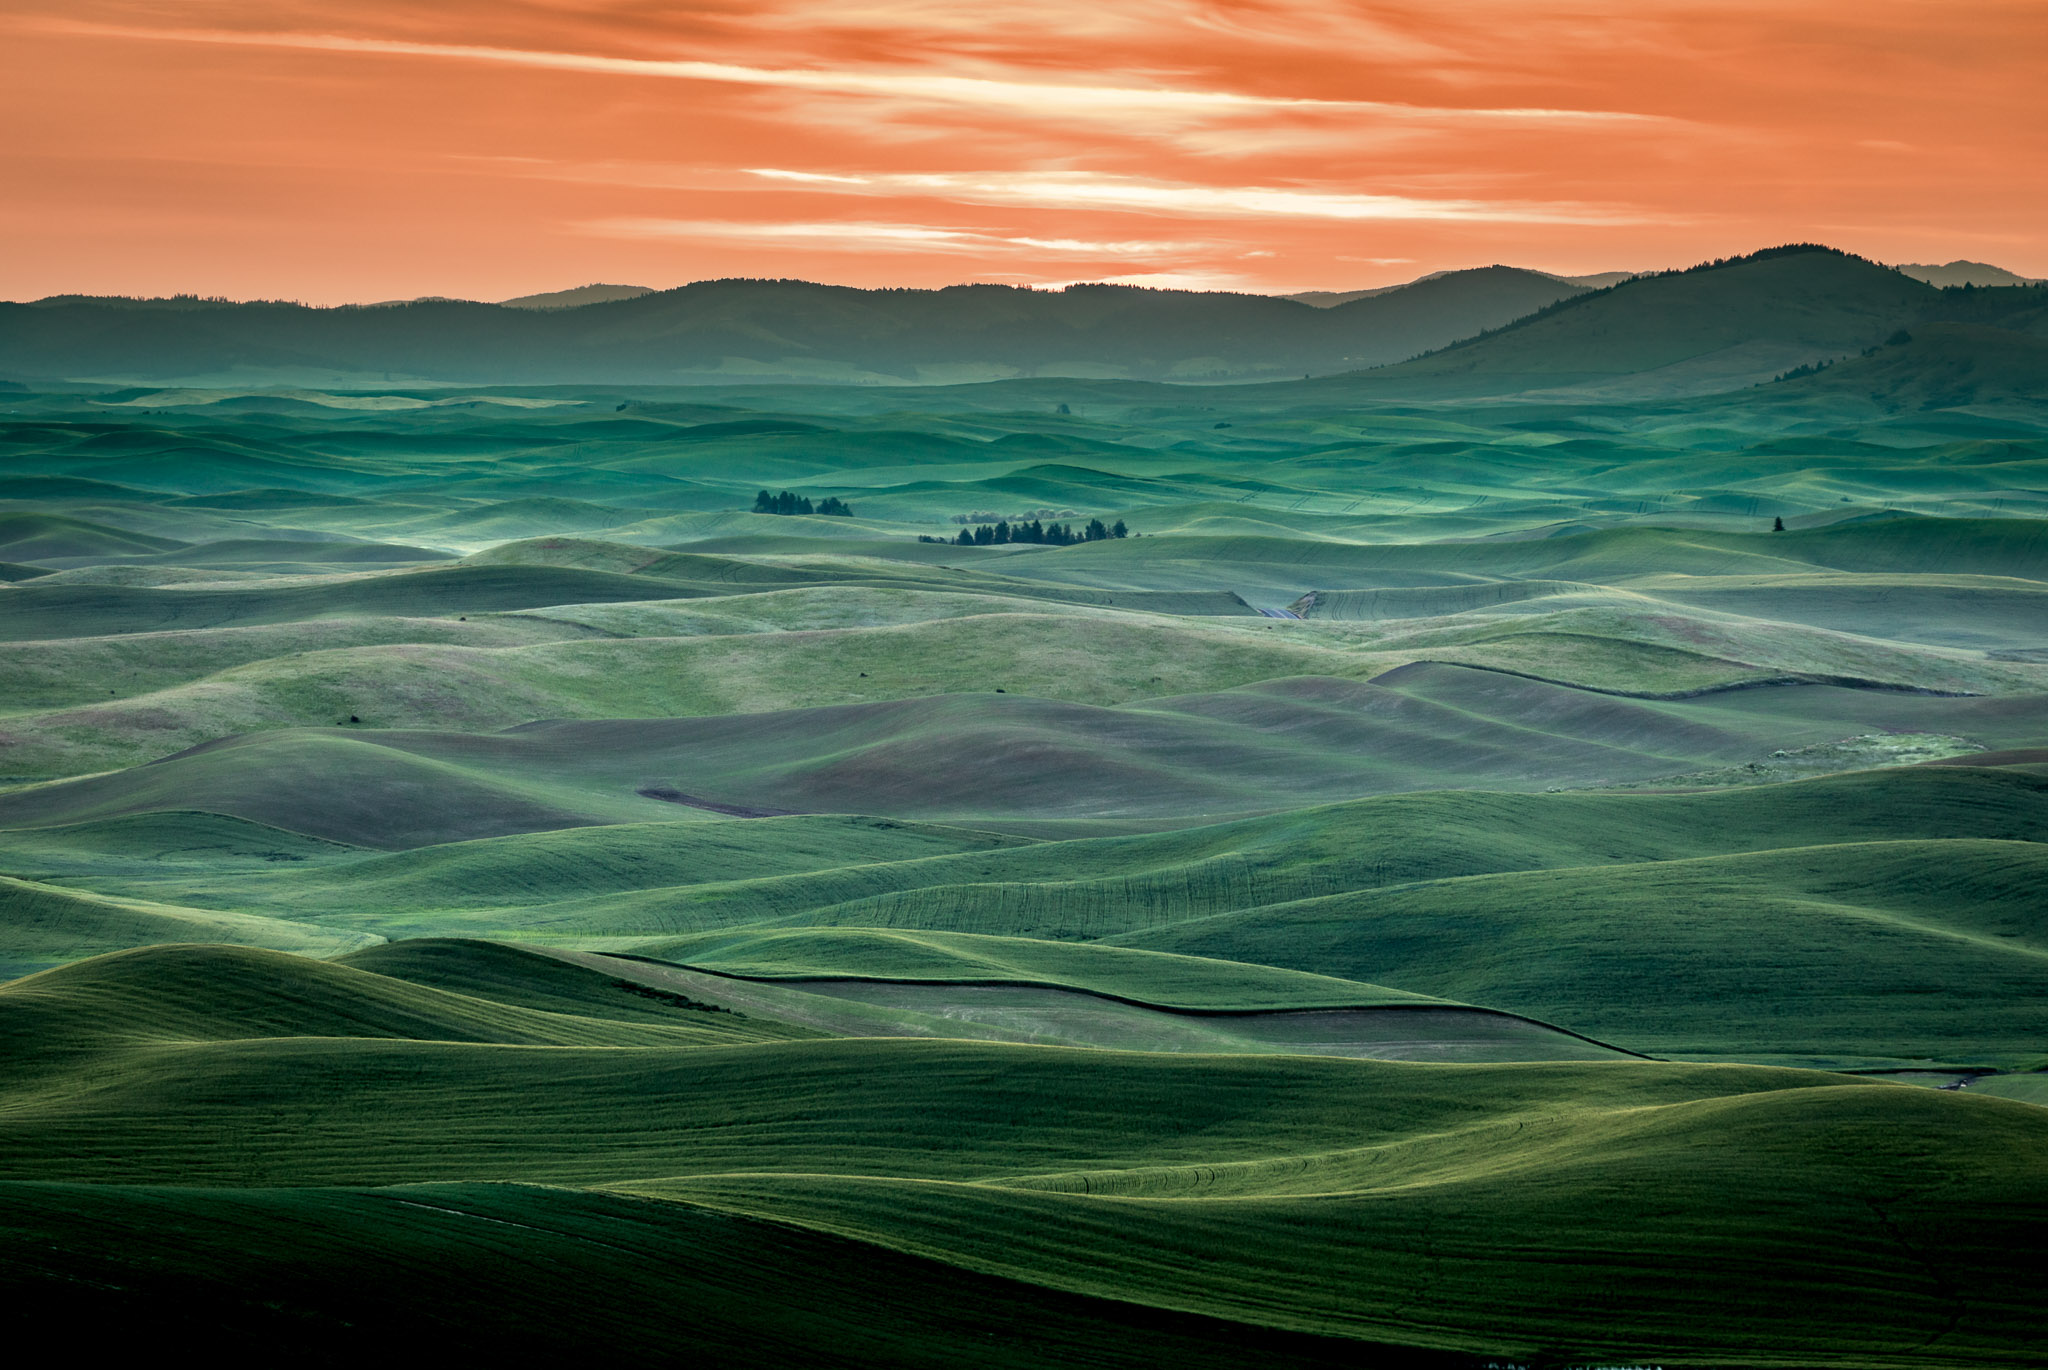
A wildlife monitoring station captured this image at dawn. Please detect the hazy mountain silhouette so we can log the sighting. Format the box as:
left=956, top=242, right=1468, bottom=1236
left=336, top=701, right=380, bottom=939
left=0, top=268, right=1585, bottom=387
left=1288, top=269, right=1633, bottom=308
left=6, top=248, right=2037, bottom=399
left=1895, top=261, right=2043, bottom=289
left=500, top=284, right=657, bottom=310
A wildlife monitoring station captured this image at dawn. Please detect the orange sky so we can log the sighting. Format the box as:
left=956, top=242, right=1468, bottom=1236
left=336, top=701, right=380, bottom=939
left=4, top=2, right=2044, bottom=303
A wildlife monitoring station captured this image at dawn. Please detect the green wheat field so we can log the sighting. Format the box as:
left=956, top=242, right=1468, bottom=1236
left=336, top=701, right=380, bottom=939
left=3, top=251, right=2045, bottom=1366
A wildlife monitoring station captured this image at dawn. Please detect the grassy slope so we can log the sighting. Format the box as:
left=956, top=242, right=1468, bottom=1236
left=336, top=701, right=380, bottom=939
left=25, top=665, right=2042, bottom=841
left=15, top=601, right=2036, bottom=784
left=598, top=767, right=2048, bottom=941
left=635, top=927, right=1446, bottom=1009
left=0, top=563, right=728, bottom=640
left=0, top=511, right=188, bottom=561
left=637, top=1076, right=2045, bottom=1367
left=0, top=955, right=2039, bottom=1367
left=3, top=374, right=2046, bottom=1365
left=1971, top=1073, right=2048, bottom=1105
left=15, top=768, right=2031, bottom=1067
left=0, top=1182, right=1396, bottom=1370
left=337, top=936, right=834, bottom=1030
left=100, top=764, right=2048, bottom=934
left=0, top=732, right=643, bottom=848
left=1118, top=837, right=2048, bottom=1065
left=1351, top=592, right=2048, bottom=695
left=1627, top=572, right=2048, bottom=651
left=0, top=610, right=1350, bottom=779
left=0, top=872, right=374, bottom=979
left=0, top=943, right=814, bottom=1051
left=0, top=811, right=363, bottom=885
left=0, top=614, right=587, bottom=712
left=540, top=949, right=1622, bottom=1061
left=985, top=518, right=2048, bottom=595
left=5, top=512, right=2040, bottom=784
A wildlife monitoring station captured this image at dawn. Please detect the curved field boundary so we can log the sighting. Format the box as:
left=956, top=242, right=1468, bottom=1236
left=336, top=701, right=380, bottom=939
left=1371, top=658, right=1981, bottom=701
left=598, top=952, right=1655, bottom=1059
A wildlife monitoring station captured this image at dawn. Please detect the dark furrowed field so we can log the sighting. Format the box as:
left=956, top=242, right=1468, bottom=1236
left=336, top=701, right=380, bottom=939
left=3, top=296, right=2045, bottom=1368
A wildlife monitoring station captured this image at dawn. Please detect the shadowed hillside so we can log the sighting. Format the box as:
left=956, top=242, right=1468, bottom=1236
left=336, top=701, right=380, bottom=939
left=1326, top=246, right=2046, bottom=399
left=0, top=268, right=1589, bottom=386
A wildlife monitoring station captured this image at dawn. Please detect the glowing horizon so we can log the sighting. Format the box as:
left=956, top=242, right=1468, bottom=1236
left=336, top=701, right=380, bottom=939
left=3, top=2, right=2042, bottom=304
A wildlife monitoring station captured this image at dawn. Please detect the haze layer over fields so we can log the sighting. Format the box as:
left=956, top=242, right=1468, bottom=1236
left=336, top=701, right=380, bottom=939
left=3, top=246, right=2046, bottom=1366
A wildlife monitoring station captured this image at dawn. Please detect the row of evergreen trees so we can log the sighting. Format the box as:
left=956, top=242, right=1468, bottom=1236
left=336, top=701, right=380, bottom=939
left=924, top=517, right=1126, bottom=546
left=754, top=490, right=852, bottom=516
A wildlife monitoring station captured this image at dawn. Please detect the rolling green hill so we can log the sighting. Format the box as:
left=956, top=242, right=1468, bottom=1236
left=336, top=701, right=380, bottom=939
left=18, top=670, right=2041, bottom=835
left=0, top=563, right=718, bottom=640
left=0, top=512, right=187, bottom=562
left=0, top=942, right=813, bottom=1053
left=0, top=1182, right=1399, bottom=1369
left=8, top=766, right=2034, bottom=1069
left=0, top=952, right=2040, bottom=1367
left=0, top=873, right=373, bottom=980
left=0, top=289, right=2042, bottom=1365
left=1118, top=836, right=2048, bottom=1066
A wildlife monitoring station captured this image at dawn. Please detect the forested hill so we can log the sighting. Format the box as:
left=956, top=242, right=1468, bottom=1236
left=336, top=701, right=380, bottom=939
left=1327, top=245, right=2048, bottom=400
left=0, top=267, right=1584, bottom=387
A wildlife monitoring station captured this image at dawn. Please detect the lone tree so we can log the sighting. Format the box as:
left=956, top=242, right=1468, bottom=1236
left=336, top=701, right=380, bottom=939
left=1773, top=516, right=1785, bottom=532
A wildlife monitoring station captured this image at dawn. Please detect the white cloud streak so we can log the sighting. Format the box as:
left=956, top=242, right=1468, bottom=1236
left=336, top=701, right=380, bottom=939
left=744, top=168, right=1657, bottom=226
left=31, top=20, right=1671, bottom=128
left=580, top=218, right=1208, bottom=256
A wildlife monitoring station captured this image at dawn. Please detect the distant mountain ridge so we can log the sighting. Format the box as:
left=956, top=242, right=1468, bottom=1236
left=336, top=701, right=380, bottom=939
left=1894, top=261, right=2043, bottom=289
left=0, top=269, right=1587, bottom=387
left=500, top=284, right=657, bottom=310
left=8, top=247, right=2041, bottom=400
left=1287, top=269, right=1635, bottom=308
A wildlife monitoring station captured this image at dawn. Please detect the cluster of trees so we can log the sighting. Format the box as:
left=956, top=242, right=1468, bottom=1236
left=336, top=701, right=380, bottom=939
left=921, top=517, right=1127, bottom=546
left=753, top=490, right=853, bottom=516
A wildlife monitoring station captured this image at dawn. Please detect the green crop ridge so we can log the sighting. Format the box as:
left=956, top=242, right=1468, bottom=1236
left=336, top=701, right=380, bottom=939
left=0, top=1181, right=1406, bottom=1369
left=0, top=943, right=817, bottom=1053
left=1117, top=837, right=2048, bottom=1065
left=0, top=872, right=375, bottom=979
left=0, top=972, right=2041, bottom=1366
left=626, top=1077, right=2047, bottom=1365
left=2, top=334, right=2045, bottom=1364
left=636, top=927, right=1449, bottom=1010
left=13, top=669, right=2045, bottom=838
left=535, top=947, right=1620, bottom=1060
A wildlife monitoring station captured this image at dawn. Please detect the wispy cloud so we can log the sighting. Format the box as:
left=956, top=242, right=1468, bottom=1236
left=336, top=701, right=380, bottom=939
left=29, top=20, right=1672, bottom=130
left=12, top=1, right=2040, bottom=301
left=580, top=218, right=1207, bottom=257
left=744, top=168, right=1660, bottom=226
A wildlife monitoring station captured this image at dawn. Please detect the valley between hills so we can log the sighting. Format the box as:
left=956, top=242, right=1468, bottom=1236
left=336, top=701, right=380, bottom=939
left=2, top=245, right=2046, bottom=1367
